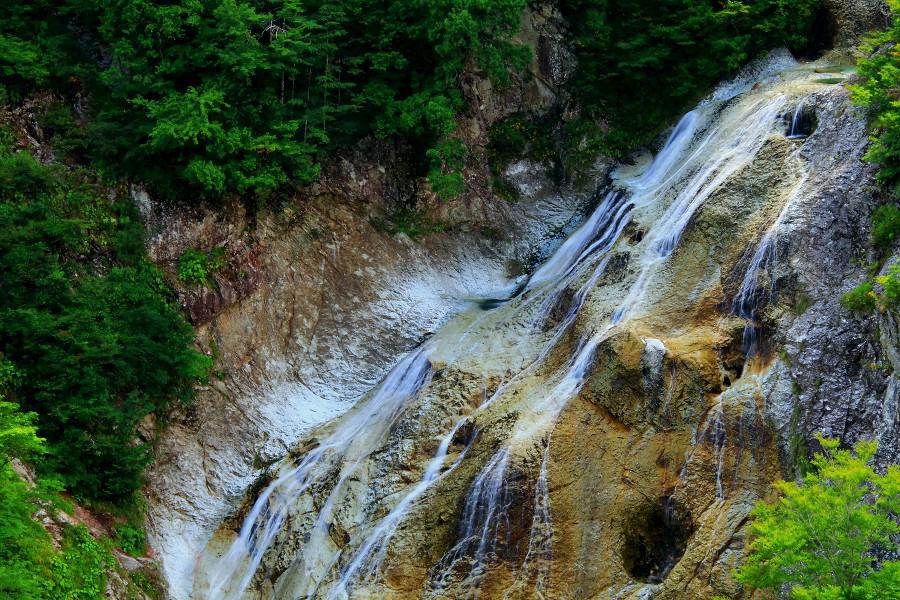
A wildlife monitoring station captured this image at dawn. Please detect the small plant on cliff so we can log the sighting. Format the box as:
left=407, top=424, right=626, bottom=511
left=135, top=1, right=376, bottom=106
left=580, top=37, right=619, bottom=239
left=737, top=437, right=900, bottom=600
left=113, top=523, right=146, bottom=556
left=178, top=247, right=227, bottom=287
left=872, top=204, right=900, bottom=250
left=840, top=282, right=879, bottom=313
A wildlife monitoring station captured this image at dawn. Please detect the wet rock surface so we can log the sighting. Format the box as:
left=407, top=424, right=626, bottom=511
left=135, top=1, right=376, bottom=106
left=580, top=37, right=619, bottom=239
left=149, top=4, right=899, bottom=600
left=144, top=110, right=596, bottom=600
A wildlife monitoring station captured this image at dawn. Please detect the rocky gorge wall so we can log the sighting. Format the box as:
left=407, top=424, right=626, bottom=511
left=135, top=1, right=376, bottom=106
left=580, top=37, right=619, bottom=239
left=142, top=2, right=896, bottom=599
left=142, top=5, right=594, bottom=597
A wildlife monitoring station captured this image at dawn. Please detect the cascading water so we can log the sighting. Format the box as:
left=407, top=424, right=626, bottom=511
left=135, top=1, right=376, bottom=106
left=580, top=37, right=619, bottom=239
left=732, top=151, right=809, bottom=357
left=503, top=440, right=553, bottom=599
left=787, top=98, right=813, bottom=139
left=427, top=449, right=512, bottom=596
left=197, top=52, right=839, bottom=600
left=204, top=346, right=434, bottom=599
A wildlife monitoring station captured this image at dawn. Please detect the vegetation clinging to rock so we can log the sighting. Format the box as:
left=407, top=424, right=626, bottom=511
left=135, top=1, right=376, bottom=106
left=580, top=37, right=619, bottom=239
left=852, top=0, right=900, bottom=197
left=737, top=438, right=899, bottom=599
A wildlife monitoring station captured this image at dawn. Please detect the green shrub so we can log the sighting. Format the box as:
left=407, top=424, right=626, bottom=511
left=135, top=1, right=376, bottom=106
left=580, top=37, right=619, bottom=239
left=178, top=247, right=227, bottom=287
left=852, top=0, right=900, bottom=197
left=737, top=438, right=899, bottom=599
left=178, top=249, right=209, bottom=286
left=427, top=138, right=468, bottom=201
left=559, top=0, right=821, bottom=155
left=48, top=526, right=112, bottom=600
left=0, top=358, right=160, bottom=599
left=39, top=103, right=89, bottom=165
left=114, top=524, right=146, bottom=556
left=490, top=176, right=519, bottom=202
left=0, top=142, right=210, bottom=505
left=487, top=114, right=557, bottom=173
left=0, top=464, right=54, bottom=599
left=872, top=204, right=900, bottom=249
left=840, top=282, right=878, bottom=313
left=877, top=264, right=900, bottom=308
left=369, top=206, right=445, bottom=240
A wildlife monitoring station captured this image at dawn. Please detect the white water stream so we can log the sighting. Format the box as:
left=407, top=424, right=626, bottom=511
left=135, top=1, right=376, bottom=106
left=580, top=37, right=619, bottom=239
left=197, top=51, right=831, bottom=599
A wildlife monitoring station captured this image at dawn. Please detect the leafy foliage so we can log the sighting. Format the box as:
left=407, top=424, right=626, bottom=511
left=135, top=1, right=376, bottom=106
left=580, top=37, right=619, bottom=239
left=0, top=140, right=210, bottom=504
left=114, top=523, right=147, bottom=557
left=0, top=465, right=55, bottom=599
left=178, top=247, right=227, bottom=287
left=488, top=114, right=558, bottom=172
left=2, top=0, right=530, bottom=199
left=737, top=438, right=900, bottom=599
left=559, top=0, right=821, bottom=153
left=0, top=1, right=85, bottom=104
left=0, top=362, right=44, bottom=466
left=877, top=263, right=900, bottom=308
left=0, top=362, right=50, bottom=598
left=852, top=0, right=900, bottom=197
left=841, top=282, right=879, bottom=313
left=369, top=206, right=446, bottom=240
left=48, top=526, right=113, bottom=600
left=872, top=203, right=900, bottom=249
left=0, top=357, right=160, bottom=599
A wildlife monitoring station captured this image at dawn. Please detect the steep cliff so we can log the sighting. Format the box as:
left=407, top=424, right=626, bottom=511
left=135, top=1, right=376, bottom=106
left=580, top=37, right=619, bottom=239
left=143, top=2, right=896, bottom=599
left=143, top=5, right=597, bottom=597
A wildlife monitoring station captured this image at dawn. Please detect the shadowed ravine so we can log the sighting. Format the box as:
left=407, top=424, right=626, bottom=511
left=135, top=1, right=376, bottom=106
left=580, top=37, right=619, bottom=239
left=194, top=52, right=856, bottom=599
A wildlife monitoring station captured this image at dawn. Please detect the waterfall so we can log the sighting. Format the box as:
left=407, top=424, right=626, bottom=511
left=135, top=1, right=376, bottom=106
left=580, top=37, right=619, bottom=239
left=524, top=191, right=628, bottom=292
left=324, top=416, right=473, bottom=598
left=732, top=155, right=809, bottom=357
left=623, top=110, right=699, bottom=195
left=197, top=51, right=837, bottom=600
left=505, top=441, right=553, bottom=599
left=787, top=99, right=808, bottom=139
left=427, top=449, right=512, bottom=596
left=205, top=346, right=434, bottom=599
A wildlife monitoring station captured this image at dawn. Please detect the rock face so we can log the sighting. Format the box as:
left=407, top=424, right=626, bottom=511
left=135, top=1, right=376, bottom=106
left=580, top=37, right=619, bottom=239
left=186, top=49, right=898, bottom=600
left=143, top=6, right=589, bottom=594
left=145, top=171, right=597, bottom=599
left=146, top=4, right=899, bottom=600
left=824, top=0, right=891, bottom=47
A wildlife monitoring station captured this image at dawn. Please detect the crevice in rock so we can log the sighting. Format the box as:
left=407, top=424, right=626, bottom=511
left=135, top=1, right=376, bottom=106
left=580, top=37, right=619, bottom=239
left=800, top=5, right=839, bottom=59
left=720, top=330, right=747, bottom=389
left=621, top=497, right=694, bottom=584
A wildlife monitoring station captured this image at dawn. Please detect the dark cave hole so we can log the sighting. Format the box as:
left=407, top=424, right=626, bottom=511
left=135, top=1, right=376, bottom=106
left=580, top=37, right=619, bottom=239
left=799, top=5, right=839, bottom=59
left=622, top=498, right=694, bottom=584
left=629, top=229, right=645, bottom=244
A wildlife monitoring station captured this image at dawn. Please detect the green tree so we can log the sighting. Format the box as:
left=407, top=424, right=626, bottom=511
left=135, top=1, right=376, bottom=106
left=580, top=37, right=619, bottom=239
left=0, top=140, right=210, bottom=505
left=79, top=0, right=528, bottom=199
left=737, top=437, right=900, bottom=599
left=0, top=401, right=42, bottom=467
left=852, top=0, right=900, bottom=197
left=0, top=360, right=43, bottom=466
left=0, top=357, right=51, bottom=599
left=559, top=0, right=820, bottom=154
